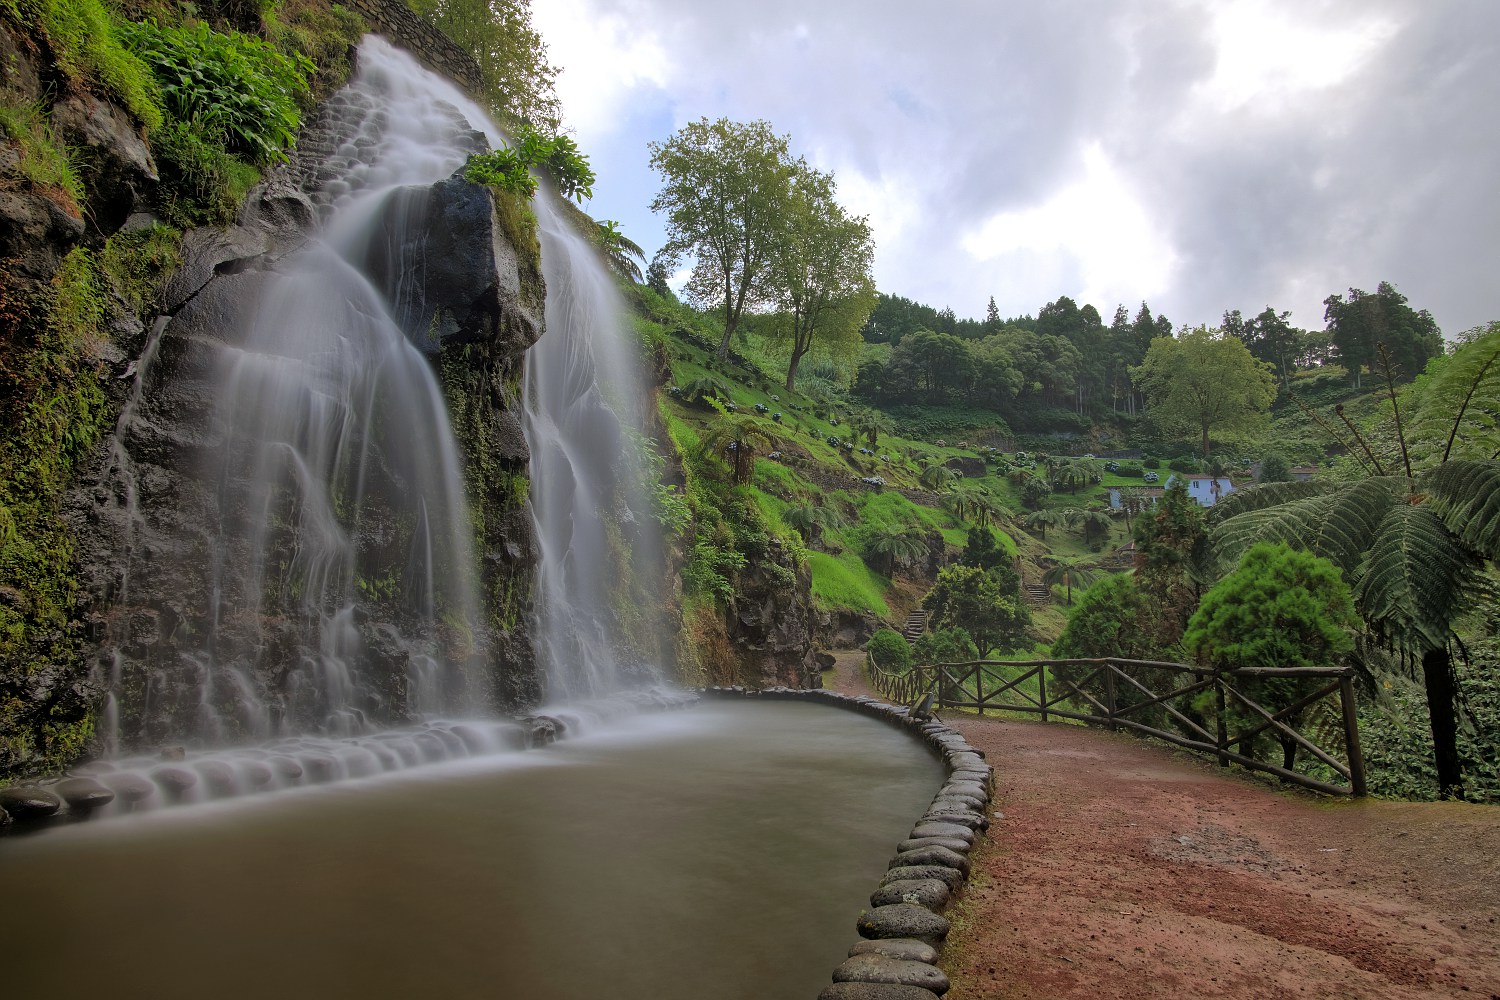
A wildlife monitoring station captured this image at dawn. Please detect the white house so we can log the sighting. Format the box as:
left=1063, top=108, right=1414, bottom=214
left=1165, top=473, right=1235, bottom=508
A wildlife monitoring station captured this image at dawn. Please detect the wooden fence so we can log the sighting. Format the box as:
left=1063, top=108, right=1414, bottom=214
left=865, top=655, right=1367, bottom=797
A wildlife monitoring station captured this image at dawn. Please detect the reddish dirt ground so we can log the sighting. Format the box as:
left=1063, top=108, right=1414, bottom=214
left=826, top=653, right=1500, bottom=1000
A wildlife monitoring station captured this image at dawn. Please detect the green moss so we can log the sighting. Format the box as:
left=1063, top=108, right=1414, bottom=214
left=490, top=188, right=545, bottom=310
left=0, top=99, right=84, bottom=209
left=99, top=225, right=183, bottom=313
left=0, top=250, right=115, bottom=777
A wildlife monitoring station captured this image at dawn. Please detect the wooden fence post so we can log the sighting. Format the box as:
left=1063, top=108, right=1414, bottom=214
left=976, top=663, right=985, bottom=716
left=1039, top=665, right=1048, bottom=723
left=1215, top=673, right=1230, bottom=768
left=1340, top=673, right=1368, bottom=797
left=1104, top=666, right=1118, bottom=731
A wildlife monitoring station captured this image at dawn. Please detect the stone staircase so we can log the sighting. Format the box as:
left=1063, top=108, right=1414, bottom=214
left=1024, top=583, right=1051, bottom=606
left=900, top=609, right=929, bottom=644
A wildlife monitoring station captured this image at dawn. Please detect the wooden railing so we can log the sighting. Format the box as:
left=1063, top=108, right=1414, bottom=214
left=866, top=655, right=1367, bottom=797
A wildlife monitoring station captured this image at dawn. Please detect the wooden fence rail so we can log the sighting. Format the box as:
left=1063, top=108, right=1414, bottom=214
left=864, top=655, right=1367, bottom=797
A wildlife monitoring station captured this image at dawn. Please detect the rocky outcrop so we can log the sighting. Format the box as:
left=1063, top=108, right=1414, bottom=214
left=724, top=538, right=820, bottom=688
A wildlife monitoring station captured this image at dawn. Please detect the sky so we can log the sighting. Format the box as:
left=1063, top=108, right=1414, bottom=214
left=530, top=0, right=1500, bottom=337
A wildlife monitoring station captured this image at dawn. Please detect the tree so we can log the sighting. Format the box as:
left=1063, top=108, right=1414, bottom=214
left=1324, top=282, right=1443, bottom=388
left=408, top=0, right=561, bottom=133
left=1404, top=321, right=1500, bottom=467
left=595, top=220, right=645, bottom=283
left=919, top=460, right=958, bottom=491
left=1207, top=460, right=1499, bottom=795
left=866, top=628, right=913, bottom=672
left=768, top=164, right=877, bottom=391
left=922, top=564, right=1028, bottom=657
left=696, top=402, right=778, bottom=485
left=1134, top=479, right=1207, bottom=650
left=645, top=254, right=675, bottom=300
left=782, top=502, right=847, bottom=550
left=1132, top=325, right=1277, bottom=457
left=863, top=526, right=929, bottom=577
left=647, top=118, right=795, bottom=360
left=1224, top=306, right=1305, bottom=387
left=912, top=627, right=979, bottom=666
left=959, top=526, right=1009, bottom=572
left=1022, top=509, right=1064, bottom=540
left=1052, top=574, right=1154, bottom=659
left=1040, top=556, right=1100, bottom=606
left=1184, top=542, right=1358, bottom=770
left=1260, top=453, right=1291, bottom=483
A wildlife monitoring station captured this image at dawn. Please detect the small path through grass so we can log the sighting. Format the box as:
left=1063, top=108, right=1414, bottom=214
left=823, top=655, right=1500, bottom=999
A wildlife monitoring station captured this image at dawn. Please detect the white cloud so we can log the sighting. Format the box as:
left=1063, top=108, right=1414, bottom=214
left=1196, top=1, right=1401, bottom=115
left=531, top=0, right=673, bottom=135
left=961, top=143, right=1177, bottom=312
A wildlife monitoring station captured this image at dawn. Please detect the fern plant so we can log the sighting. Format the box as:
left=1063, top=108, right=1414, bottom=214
left=1205, top=329, right=1500, bottom=796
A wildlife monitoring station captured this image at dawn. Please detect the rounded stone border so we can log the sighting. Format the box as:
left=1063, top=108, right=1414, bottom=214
left=700, top=686, right=992, bottom=1000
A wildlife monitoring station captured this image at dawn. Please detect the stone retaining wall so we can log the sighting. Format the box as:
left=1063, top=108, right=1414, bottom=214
left=702, top=686, right=993, bottom=999
left=341, top=0, right=483, bottom=93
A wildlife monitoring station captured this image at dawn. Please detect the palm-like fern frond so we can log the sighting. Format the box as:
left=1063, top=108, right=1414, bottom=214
left=1406, top=322, right=1500, bottom=466
left=1206, top=479, right=1331, bottom=525
left=1355, top=502, right=1486, bottom=650
left=1423, top=459, right=1500, bottom=561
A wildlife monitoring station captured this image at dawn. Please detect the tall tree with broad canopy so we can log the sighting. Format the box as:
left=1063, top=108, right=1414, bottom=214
left=769, top=164, right=877, bottom=391
left=407, top=0, right=561, bottom=132
left=1132, top=326, right=1277, bottom=458
left=647, top=118, right=796, bottom=360
left=1324, top=281, right=1443, bottom=389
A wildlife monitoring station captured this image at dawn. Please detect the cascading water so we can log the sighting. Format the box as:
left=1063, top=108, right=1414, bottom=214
left=57, top=37, right=672, bottom=817
left=199, top=39, right=491, bottom=736
left=526, top=195, right=667, bottom=702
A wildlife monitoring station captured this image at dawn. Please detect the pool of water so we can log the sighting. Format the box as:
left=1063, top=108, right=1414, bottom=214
left=0, top=701, right=942, bottom=999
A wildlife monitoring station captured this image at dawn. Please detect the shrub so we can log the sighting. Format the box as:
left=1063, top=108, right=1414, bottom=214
left=1167, top=456, right=1199, bottom=474
left=911, top=627, right=978, bottom=666
left=1143, top=456, right=1160, bottom=469
left=866, top=628, right=912, bottom=673
left=20, top=0, right=163, bottom=129
left=119, top=18, right=312, bottom=165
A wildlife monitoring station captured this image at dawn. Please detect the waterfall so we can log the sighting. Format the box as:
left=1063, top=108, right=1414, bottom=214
left=83, top=35, right=665, bottom=771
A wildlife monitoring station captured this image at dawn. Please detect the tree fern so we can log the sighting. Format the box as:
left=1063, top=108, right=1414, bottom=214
left=1424, top=460, right=1500, bottom=561
left=1206, top=479, right=1330, bottom=525
left=1355, top=503, right=1485, bottom=650
left=1406, top=322, right=1500, bottom=466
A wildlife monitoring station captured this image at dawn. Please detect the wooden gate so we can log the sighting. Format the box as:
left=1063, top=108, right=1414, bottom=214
left=866, top=655, right=1367, bottom=796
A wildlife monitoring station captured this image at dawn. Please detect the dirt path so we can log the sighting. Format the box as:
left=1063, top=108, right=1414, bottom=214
left=823, top=658, right=1500, bottom=999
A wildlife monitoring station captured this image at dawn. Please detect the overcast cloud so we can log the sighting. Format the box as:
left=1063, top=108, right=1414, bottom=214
left=532, top=0, right=1500, bottom=336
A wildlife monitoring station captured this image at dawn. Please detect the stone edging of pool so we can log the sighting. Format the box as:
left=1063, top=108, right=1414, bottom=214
left=700, top=685, right=991, bottom=1000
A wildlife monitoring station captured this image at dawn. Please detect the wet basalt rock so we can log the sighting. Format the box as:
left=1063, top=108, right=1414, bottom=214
left=833, top=954, right=950, bottom=994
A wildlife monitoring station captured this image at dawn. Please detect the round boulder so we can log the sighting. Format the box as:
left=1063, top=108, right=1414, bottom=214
left=150, top=767, right=197, bottom=801
left=818, top=983, right=940, bottom=1000
left=871, top=878, right=950, bottom=910
left=882, top=865, right=964, bottom=891
left=908, top=823, right=975, bottom=845
left=102, top=771, right=155, bottom=805
left=0, top=785, right=62, bottom=821
left=890, top=846, right=971, bottom=878
left=857, top=903, right=950, bottom=946
left=55, top=777, right=115, bottom=814
left=848, top=938, right=940, bottom=964
left=834, top=954, right=949, bottom=995
left=897, top=837, right=971, bottom=855
left=921, top=811, right=986, bottom=832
